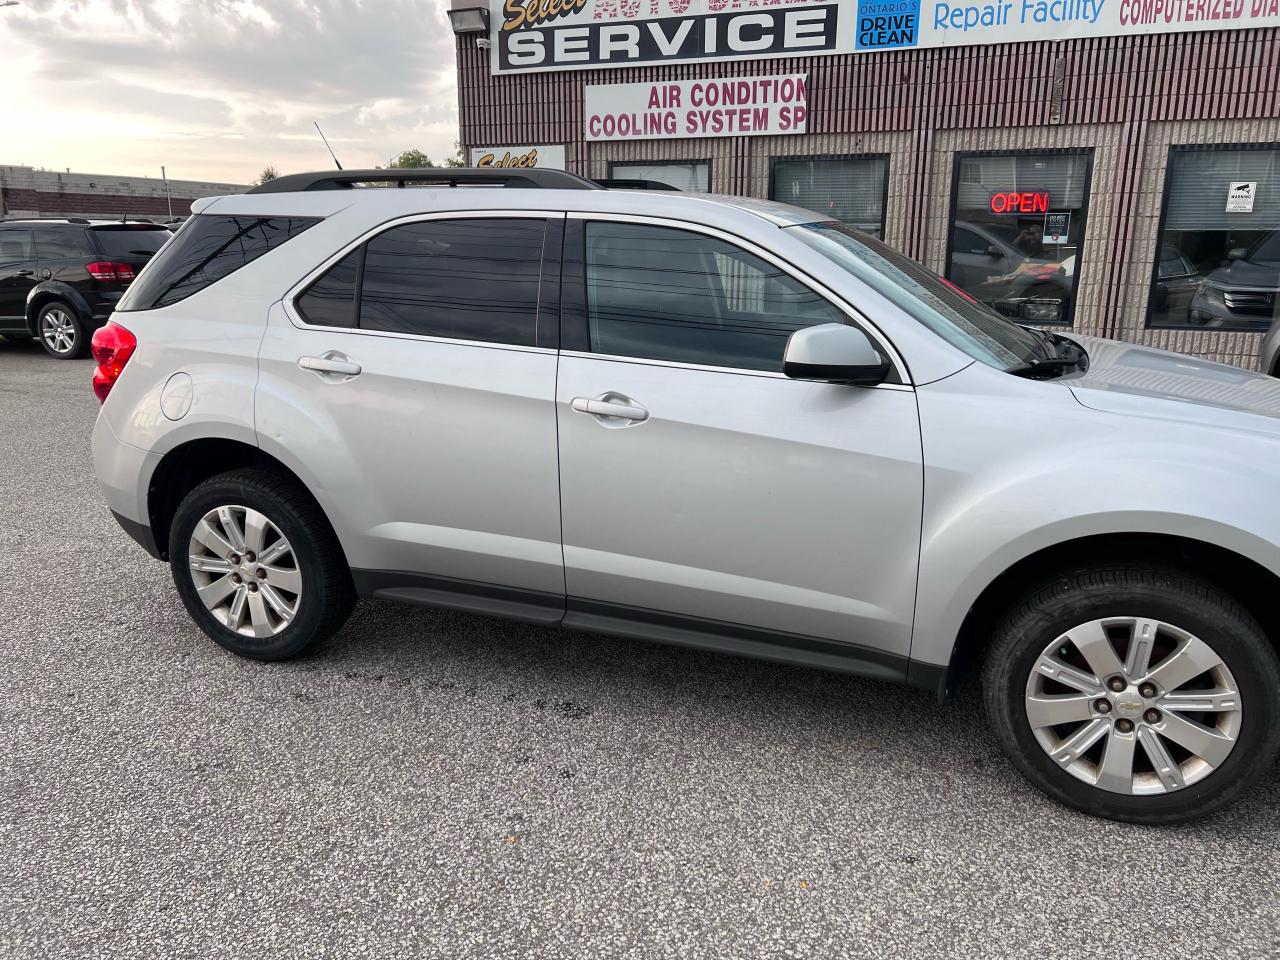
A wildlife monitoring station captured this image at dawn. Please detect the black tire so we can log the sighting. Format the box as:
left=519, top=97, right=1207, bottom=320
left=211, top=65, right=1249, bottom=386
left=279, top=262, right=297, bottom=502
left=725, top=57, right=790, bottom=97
left=35, top=300, right=89, bottom=359
left=169, top=468, right=355, bottom=661
left=983, top=564, right=1280, bottom=824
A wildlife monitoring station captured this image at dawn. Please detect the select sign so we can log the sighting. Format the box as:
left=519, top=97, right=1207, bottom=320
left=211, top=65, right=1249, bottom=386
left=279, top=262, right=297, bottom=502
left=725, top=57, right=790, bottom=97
left=1226, top=181, right=1257, bottom=213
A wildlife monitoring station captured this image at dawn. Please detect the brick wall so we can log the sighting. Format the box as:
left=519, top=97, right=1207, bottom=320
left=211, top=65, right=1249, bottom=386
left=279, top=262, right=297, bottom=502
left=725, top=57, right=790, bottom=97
left=0, top=165, right=245, bottom=221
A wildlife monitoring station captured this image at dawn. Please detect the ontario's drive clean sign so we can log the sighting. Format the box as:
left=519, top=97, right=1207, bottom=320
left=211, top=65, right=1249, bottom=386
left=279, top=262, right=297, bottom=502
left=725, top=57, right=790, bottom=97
left=488, top=0, right=1280, bottom=75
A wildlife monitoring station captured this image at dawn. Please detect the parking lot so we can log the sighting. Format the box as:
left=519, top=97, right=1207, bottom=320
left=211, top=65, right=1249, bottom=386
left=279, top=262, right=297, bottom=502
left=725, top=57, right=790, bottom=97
left=0, top=339, right=1277, bottom=959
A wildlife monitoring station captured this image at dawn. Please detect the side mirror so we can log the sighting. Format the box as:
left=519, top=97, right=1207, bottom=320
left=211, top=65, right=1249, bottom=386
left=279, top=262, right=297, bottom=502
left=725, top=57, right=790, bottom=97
left=986, top=245, right=1003, bottom=258
left=1227, top=247, right=1246, bottom=261
left=783, top=323, right=889, bottom=386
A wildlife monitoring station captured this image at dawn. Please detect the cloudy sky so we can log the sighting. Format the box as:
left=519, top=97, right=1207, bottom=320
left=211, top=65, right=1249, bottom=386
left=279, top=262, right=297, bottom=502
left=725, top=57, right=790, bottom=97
left=0, top=0, right=461, bottom=185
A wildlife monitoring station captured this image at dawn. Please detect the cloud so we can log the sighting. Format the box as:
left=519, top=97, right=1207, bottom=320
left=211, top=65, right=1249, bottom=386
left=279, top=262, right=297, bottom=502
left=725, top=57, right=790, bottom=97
left=0, top=0, right=461, bottom=184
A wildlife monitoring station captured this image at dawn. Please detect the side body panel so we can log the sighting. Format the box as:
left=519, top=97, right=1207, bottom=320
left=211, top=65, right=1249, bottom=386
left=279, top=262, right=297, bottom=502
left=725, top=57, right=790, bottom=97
left=556, top=354, right=925, bottom=658
left=255, top=302, right=564, bottom=595
left=911, top=361, right=1280, bottom=669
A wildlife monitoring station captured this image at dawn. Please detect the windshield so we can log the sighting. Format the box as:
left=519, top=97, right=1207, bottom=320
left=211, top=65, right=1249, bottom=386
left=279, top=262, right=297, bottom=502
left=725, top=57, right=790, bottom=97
left=90, top=226, right=170, bottom=259
left=790, top=221, right=1044, bottom=371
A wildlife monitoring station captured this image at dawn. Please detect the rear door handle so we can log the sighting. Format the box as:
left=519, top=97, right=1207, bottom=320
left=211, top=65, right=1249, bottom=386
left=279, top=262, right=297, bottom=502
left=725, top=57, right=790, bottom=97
left=570, top=394, right=648, bottom=423
left=16, top=270, right=33, bottom=277
left=298, top=354, right=361, bottom=378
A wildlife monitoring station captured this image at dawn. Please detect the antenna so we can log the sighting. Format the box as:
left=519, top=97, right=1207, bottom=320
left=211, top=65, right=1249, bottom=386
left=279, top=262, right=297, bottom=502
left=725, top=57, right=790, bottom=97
left=314, top=121, right=343, bottom=171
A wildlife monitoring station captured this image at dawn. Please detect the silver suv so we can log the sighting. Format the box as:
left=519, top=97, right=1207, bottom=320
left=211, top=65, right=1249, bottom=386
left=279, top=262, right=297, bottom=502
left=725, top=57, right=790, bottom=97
left=91, top=168, right=1280, bottom=824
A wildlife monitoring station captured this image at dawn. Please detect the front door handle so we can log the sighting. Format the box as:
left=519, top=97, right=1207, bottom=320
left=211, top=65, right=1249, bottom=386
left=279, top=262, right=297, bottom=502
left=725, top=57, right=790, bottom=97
left=571, top=393, right=648, bottom=423
left=298, top=353, right=361, bottom=379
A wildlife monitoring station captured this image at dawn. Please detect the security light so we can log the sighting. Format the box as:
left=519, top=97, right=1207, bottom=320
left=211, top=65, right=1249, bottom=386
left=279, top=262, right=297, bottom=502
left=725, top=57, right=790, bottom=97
left=448, top=7, right=489, bottom=34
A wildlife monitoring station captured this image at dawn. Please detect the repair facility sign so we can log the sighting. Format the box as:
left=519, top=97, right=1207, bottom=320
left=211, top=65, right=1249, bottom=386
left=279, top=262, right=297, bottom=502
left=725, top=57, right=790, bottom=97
left=585, top=75, right=808, bottom=141
left=488, top=0, right=1280, bottom=75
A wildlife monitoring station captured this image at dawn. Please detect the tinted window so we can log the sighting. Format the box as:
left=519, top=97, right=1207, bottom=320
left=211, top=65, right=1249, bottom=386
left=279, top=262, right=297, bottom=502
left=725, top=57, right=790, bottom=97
left=120, top=215, right=318, bottom=311
left=0, top=229, right=34, bottom=262
left=90, top=227, right=170, bottom=259
left=35, top=227, right=93, bottom=260
left=954, top=227, right=992, bottom=256
left=297, top=249, right=361, bottom=328
left=359, top=219, right=545, bottom=346
left=584, top=222, right=845, bottom=372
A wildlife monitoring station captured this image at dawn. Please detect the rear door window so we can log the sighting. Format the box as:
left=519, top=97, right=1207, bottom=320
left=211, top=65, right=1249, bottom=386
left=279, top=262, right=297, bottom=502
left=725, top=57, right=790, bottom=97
left=120, top=215, right=318, bottom=311
left=358, top=218, right=546, bottom=346
left=0, top=229, right=34, bottom=263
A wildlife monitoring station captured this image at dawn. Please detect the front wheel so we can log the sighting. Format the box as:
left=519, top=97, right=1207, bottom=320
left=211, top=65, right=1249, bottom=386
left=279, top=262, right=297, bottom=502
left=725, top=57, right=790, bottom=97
left=983, top=564, right=1280, bottom=823
left=169, top=468, right=355, bottom=660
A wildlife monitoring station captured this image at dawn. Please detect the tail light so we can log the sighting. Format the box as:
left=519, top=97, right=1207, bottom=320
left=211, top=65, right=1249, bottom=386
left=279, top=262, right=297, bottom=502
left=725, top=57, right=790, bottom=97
left=91, top=322, right=137, bottom=403
left=86, top=261, right=137, bottom=282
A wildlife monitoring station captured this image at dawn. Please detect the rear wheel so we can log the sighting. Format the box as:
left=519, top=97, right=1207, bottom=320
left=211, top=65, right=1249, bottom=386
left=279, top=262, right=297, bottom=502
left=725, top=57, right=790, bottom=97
left=36, top=301, right=88, bottom=359
left=983, top=564, right=1280, bottom=823
left=169, top=468, right=355, bottom=660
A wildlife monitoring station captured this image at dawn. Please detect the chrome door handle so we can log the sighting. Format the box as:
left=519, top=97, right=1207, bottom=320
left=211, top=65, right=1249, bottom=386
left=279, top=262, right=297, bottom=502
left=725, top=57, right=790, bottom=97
left=570, top=394, right=648, bottom=422
left=298, top=354, right=361, bottom=377
left=16, top=270, right=32, bottom=276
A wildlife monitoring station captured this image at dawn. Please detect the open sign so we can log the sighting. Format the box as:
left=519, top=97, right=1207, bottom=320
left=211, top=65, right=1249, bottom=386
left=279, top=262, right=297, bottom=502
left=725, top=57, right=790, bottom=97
left=989, top=190, right=1050, bottom=215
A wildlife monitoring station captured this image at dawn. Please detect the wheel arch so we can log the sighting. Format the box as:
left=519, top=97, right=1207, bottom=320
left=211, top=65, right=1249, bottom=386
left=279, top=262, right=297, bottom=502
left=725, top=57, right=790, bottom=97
left=25, top=282, right=92, bottom=335
left=943, top=532, right=1280, bottom=696
left=147, top=437, right=348, bottom=569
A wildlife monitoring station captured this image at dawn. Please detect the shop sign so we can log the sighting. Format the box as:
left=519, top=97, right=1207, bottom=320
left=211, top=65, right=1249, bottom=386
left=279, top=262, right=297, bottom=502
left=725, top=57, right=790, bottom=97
left=1042, top=211, right=1070, bottom=244
left=487, top=0, right=1280, bottom=76
left=989, top=190, right=1050, bottom=215
left=469, top=145, right=567, bottom=169
left=584, top=75, right=808, bottom=142
left=1226, top=181, right=1257, bottom=213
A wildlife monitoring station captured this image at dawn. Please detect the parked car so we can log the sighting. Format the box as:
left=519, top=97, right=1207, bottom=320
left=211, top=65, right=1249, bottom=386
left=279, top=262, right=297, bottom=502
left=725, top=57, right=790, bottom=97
left=92, top=168, right=1280, bottom=824
left=1189, top=230, right=1279, bottom=330
left=0, top=218, right=170, bottom=358
left=949, top=221, right=1071, bottom=324
left=1150, top=245, right=1202, bottom=322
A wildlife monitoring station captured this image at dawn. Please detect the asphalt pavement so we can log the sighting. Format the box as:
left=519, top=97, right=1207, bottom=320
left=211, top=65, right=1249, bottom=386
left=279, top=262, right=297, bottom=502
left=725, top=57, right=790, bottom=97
left=2, top=337, right=1278, bottom=959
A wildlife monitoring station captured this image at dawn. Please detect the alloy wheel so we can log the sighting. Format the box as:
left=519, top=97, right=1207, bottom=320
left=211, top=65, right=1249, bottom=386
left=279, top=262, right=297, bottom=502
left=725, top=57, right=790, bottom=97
left=41, top=308, right=77, bottom=355
left=187, top=505, right=302, bottom=638
left=1025, top=617, right=1241, bottom=795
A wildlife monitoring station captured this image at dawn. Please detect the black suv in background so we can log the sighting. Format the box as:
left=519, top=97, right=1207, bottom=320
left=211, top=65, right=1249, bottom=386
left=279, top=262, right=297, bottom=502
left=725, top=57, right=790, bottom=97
left=0, top=219, right=171, bottom=358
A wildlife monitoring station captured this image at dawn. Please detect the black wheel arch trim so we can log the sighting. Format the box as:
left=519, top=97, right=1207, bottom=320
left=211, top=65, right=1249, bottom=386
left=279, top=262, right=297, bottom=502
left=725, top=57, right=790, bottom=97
left=25, top=282, right=94, bottom=334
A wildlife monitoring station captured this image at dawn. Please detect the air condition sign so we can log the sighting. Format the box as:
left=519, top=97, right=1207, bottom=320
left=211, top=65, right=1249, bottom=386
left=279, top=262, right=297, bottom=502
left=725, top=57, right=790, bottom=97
left=486, top=0, right=1280, bottom=75
left=585, top=75, right=808, bottom=141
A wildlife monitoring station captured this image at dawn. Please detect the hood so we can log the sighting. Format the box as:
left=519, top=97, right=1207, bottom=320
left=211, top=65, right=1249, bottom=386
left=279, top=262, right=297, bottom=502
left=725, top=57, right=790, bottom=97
left=1203, top=256, right=1280, bottom=291
left=1065, top=335, right=1280, bottom=435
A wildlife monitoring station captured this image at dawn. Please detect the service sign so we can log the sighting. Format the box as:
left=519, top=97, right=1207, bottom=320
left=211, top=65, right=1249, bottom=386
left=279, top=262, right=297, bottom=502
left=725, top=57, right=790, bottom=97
left=469, top=145, right=567, bottom=169
left=585, top=75, right=808, bottom=141
left=488, top=0, right=1280, bottom=75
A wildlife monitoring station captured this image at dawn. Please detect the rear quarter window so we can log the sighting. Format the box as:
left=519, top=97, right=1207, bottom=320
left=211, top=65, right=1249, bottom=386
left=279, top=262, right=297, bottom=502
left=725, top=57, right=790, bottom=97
left=119, top=215, right=318, bottom=311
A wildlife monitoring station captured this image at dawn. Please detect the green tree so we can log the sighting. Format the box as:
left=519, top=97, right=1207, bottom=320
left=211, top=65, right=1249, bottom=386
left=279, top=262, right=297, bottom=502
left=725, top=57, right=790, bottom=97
left=386, top=148, right=433, bottom=169
left=256, top=165, right=279, bottom=184
left=384, top=143, right=467, bottom=169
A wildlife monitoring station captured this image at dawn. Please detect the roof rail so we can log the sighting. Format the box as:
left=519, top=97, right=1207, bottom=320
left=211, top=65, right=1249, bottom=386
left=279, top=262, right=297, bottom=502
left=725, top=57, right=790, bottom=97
left=246, top=167, right=603, bottom=194
left=593, top=178, right=681, bottom=191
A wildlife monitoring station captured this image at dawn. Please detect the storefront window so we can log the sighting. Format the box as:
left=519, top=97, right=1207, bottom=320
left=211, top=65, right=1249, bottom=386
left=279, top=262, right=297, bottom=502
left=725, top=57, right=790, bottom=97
left=609, top=162, right=710, bottom=193
left=946, top=151, right=1091, bottom=327
left=1148, top=145, right=1280, bottom=332
left=770, top=156, right=888, bottom=237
